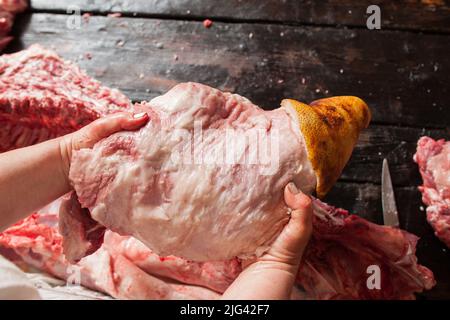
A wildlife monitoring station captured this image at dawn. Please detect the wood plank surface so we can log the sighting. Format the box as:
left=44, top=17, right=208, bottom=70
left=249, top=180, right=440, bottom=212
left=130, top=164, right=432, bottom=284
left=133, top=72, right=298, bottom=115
left=9, top=13, right=450, bottom=129
left=30, top=0, right=450, bottom=32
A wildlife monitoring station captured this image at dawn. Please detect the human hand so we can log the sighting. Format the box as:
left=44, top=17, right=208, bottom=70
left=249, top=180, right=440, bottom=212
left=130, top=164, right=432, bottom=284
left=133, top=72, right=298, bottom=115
left=256, top=183, right=313, bottom=268
left=59, top=112, right=149, bottom=179
left=221, top=183, right=313, bottom=299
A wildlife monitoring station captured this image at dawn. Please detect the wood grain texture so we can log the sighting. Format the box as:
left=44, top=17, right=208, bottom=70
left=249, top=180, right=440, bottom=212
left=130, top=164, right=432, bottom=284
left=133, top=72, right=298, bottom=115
left=9, top=14, right=450, bottom=129
left=344, top=125, right=448, bottom=185
left=30, top=0, right=450, bottom=32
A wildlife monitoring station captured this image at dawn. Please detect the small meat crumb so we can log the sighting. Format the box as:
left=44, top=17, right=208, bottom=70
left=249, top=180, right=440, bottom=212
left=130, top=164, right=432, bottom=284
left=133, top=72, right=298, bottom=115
left=84, top=52, right=92, bottom=60
left=139, top=73, right=144, bottom=79
left=173, top=54, right=179, bottom=61
left=82, top=12, right=91, bottom=23
left=203, top=19, right=213, bottom=28
left=108, top=13, right=122, bottom=18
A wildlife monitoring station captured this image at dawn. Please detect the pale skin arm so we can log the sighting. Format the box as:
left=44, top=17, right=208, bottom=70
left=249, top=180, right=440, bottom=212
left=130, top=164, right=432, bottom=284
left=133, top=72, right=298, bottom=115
left=0, top=112, right=149, bottom=232
left=221, top=183, right=313, bottom=300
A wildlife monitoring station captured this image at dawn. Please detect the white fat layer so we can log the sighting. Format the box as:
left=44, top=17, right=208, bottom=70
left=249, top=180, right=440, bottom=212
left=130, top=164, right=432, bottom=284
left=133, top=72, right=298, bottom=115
left=283, top=102, right=317, bottom=193
left=72, top=83, right=317, bottom=261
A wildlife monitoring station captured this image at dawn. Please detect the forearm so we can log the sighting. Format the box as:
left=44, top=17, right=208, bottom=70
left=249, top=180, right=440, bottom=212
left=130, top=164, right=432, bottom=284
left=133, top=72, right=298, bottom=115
left=0, top=137, right=70, bottom=231
left=221, top=260, right=298, bottom=300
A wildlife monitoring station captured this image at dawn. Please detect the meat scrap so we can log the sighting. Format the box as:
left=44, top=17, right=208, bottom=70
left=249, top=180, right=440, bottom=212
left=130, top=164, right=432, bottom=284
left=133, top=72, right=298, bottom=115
left=414, top=136, right=450, bottom=248
left=0, top=45, right=131, bottom=152
left=203, top=19, right=213, bottom=28
left=0, top=199, right=435, bottom=299
left=107, top=13, right=122, bottom=18
left=302, top=199, right=435, bottom=299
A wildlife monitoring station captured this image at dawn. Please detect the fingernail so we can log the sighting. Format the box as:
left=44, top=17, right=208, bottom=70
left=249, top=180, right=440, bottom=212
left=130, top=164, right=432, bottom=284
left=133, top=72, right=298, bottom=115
left=287, top=182, right=299, bottom=194
left=133, top=112, right=147, bottom=119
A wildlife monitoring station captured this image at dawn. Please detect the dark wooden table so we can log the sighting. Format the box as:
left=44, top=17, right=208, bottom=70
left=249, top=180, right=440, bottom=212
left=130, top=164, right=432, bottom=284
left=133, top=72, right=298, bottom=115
left=8, top=0, right=450, bottom=299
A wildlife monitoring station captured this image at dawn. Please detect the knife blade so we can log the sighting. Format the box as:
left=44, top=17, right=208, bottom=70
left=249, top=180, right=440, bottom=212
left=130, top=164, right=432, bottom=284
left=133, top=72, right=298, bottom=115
left=381, top=158, right=400, bottom=228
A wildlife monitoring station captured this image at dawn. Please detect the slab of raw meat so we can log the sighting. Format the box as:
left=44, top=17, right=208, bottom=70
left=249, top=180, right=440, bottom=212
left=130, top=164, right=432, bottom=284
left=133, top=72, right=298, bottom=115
left=0, top=212, right=239, bottom=299
left=0, top=44, right=131, bottom=152
left=69, top=82, right=317, bottom=261
left=0, top=198, right=435, bottom=299
left=414, top=136, right=450, bottom=247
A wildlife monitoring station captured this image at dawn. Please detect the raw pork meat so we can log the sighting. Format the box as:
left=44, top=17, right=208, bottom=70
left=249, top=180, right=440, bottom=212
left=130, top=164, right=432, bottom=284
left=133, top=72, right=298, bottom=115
left=0, top=212, right=240, bottom=299
left=0, top=199, right=435, bottom=299
left=69, top=82, right=317, bottom=261
left=0, top=45, right=131, bottom=152
left=414, top=136, right=450, bottom=247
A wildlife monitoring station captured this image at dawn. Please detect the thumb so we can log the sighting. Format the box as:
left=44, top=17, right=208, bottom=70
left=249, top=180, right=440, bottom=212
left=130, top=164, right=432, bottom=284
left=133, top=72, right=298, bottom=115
left=263, top=183, right=313, bottom=265
left=59, top=112, right=149, bottom=179
left=74, top=112, right=149, bottom=150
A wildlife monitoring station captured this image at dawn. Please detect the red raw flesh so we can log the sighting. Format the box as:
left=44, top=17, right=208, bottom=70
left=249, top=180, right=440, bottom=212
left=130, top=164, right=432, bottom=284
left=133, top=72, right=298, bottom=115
left=414, top=136, right=450, bottom=248
left=0, top=0, right=28, bottom=51
left=0, top=45, right=131, bottom=152
left=203, top=19, right=213, bottom=28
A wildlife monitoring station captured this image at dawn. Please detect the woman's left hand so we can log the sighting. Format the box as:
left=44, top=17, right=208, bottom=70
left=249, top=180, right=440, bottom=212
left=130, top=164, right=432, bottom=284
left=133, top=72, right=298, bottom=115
left=59, top=112, right=149, bottom=177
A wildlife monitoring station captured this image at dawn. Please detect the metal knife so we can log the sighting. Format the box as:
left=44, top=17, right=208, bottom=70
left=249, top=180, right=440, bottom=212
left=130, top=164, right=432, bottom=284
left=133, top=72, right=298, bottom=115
left=381, top=158, right=400, bottom=228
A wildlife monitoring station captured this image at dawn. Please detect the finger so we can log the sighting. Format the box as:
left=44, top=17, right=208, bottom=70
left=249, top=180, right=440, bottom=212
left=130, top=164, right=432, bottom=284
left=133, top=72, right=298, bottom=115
left=263, top=184, right=313, bottom=264
left=76, top=112, right=149, bottom=149
left=284, top=182, right=312, bottom=211
left=88, top=112, right=149, bottom=141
